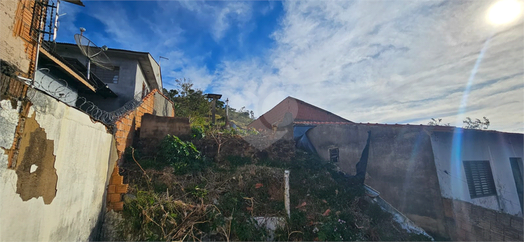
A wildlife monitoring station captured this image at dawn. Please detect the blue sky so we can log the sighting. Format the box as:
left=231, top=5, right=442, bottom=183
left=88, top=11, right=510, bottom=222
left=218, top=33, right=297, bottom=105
left=57, top=0, right=524, bottom=132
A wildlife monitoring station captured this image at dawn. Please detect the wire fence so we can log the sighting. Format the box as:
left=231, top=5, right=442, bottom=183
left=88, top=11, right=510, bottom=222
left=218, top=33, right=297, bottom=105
left=3, top=69, right=145, bottom=126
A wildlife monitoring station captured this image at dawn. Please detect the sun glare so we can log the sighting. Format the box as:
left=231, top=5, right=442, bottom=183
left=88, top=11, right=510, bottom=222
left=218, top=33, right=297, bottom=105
left=487, top=0, right=523, bottom=25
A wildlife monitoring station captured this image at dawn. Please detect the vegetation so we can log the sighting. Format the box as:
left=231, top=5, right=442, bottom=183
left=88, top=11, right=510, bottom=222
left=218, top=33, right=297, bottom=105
left=116, top=135, right=432, bottom=241
left=427, top=118, right=450, bottom=126
left=428, top=117, right=491, bottom=130
left=163, top=78, right=255, bottom=130
left=463, top=117, right=490, bottom=130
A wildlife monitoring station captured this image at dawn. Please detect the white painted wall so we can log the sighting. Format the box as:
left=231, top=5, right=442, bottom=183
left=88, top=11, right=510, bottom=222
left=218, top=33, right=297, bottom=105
left=135, top=62, right=149, bottom=97
left=430, top=130, right=524, bottom=216
left=148, top=54, right=162, bottom=91
left=0, top=89, right=117, bottom=241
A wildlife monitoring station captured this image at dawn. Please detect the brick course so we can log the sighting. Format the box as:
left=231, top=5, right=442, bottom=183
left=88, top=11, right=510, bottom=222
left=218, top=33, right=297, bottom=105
left=106, top=89, right=174, bottom=211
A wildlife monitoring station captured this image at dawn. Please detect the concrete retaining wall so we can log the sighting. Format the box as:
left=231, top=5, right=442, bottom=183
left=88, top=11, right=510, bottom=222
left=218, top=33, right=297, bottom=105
left=139, top=114, right=190, bottom=150
left=306, top=124, right=448, bottom=237
left=0, top=87, right=117, bottom=241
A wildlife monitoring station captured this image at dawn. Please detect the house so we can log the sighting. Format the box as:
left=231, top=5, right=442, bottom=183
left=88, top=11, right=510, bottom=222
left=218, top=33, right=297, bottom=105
left=37, top=41, right=164, bottom=113
left=304, top=123, right=523, bottom=240
left=252, top=97, right=523, bottom=240
left=248, top=96, right=353, bottom=131
left=35, top=41, right=117, bottom=106
left=248, top=96, right=352, bottom=141
left=1, top=1, right=177, bottom=240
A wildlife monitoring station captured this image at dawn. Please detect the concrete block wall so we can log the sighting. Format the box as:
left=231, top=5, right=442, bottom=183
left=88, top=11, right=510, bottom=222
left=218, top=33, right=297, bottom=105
left=107, top=89, right=174, bottom=211
left=139, top=114, right=190, bottom=153
left=443, top=198, right=523, bottom=241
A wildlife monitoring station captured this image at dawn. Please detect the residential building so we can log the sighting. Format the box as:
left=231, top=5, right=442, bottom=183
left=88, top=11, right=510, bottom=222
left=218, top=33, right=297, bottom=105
left=304, top=123, right=523, bottom=240
left=248, top=96, right=353, bottom=130
left=37, top=41, right=163, bottom=112
left=253, top=96, right=523, bottom=240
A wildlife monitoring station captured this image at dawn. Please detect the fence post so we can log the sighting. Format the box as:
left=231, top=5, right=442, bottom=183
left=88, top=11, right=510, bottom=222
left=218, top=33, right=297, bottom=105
left=285, top=170, right=290, bottom=219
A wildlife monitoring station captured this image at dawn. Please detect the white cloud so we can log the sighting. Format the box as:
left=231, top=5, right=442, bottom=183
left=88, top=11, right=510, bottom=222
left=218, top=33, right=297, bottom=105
left=55, top=1, right=83, bottom=42
left=58, top=0, right=524, bottom=133
left=208, top=0, right=524, bottom=133
left=174, top=1, right=253, bottom=42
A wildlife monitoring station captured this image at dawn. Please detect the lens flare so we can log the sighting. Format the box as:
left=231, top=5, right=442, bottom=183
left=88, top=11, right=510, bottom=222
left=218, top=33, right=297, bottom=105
left=487, top=0, right=523, bottom=25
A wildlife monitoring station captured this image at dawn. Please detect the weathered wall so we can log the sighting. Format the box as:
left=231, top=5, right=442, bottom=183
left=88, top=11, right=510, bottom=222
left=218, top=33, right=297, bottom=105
left=153, top=91, right=175, bottom=116
left=0, top=0, right=31, bottom=75
left=430, top=130, right=524, bottom=216
left=307, top=124, right=448, bottom=237
left=0, top=86, right=117, bottom=241
left=442, top=198, right=523, bottom=241
left=139, top=114, right=190, bottom=152
left=194, top=133, right=296, bottom=163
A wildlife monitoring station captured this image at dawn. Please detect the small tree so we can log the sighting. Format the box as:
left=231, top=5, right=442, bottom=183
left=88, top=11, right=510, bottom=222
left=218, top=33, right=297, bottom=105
left=427, top=118, right=450, bottom=126
left=463, top=117, right=490, bottom=129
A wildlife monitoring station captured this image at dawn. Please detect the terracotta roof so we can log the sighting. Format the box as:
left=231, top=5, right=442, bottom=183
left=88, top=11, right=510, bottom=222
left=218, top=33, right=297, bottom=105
left=248, top=96, right=352, bottom=130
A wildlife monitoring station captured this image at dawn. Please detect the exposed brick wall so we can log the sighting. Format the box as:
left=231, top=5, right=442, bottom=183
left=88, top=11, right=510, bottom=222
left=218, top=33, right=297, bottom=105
left=1, top=74, right=28, bottom=100
left=107, top=89, right=174, bottom=211
left=0, top=0, right=31, bottom=75
left=1, top=0, right=47, bottom=78
left=443, top=198, right=523, bottom=241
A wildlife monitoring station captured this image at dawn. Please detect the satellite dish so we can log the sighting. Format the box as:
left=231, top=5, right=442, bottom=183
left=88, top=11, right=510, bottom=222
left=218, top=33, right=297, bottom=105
left=74, top=29, right=114, bottom=80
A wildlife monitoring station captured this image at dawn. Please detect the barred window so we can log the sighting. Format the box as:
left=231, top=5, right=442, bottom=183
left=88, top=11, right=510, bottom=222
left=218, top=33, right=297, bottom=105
left=463, top=160, right=497, bottom=198
left=329, top=148, right=339, bottom=163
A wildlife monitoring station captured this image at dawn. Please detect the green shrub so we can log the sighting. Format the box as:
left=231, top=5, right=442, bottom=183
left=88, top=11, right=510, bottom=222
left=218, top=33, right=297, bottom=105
left=158, top=135, right=208, bottom=175
left=191, top=126, right=205, bottom=139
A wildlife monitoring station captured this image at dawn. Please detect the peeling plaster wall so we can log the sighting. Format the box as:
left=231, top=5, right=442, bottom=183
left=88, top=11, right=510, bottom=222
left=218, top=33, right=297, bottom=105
left=0, top=89, right=117, bottom=241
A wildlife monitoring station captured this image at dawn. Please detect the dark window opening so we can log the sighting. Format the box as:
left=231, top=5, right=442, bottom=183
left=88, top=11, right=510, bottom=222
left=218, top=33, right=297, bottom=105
left=329, top=148, right=339, bottom=163
left=509, top=157, right=523, bottom=213
left=463, top=160, right=497, bottom=198
left=92, top=65, right=120, bottom=84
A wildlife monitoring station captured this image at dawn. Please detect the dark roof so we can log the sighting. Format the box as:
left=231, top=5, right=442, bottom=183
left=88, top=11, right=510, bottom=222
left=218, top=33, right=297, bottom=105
left=53, top=42, right=162, bottom=90
left=63, top=0, right=84, bottom=7
left=61, top=57, right=117, bottom=97
left=39, top=43, right=117, bottom=98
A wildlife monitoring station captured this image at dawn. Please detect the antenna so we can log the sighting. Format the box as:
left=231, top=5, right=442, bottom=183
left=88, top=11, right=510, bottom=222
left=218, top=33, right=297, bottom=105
left=74, top=28, right=114, bottom=80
